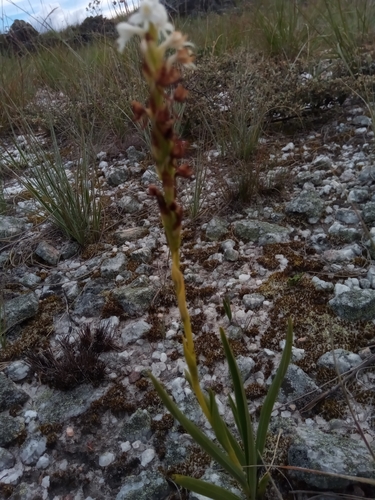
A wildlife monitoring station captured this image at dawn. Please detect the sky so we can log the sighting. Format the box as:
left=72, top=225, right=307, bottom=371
left=0, top=0, right=134, bottom=32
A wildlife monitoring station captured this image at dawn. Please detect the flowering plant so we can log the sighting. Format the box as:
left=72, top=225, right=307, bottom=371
left=117, top=3, right=293, bottom=498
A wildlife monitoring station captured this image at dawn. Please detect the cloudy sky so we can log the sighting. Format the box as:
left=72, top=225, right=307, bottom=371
left=0, top=0, right=134, bottom=32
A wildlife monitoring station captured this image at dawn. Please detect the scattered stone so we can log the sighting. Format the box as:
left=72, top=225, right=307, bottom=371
left=0, top=447, right=16, bottom=471
left=285, top=190, right=324, bottom=220
left=225, top=324, right=243, bottom=340
left=362, top=201, right=375, bottom=224
left=288, top=424, right=375, bottom=489
left=311, top=276, right=334, bottom=292
left=112, top=278, right=155, bottom=317
left=329, top=289, right=375, bottom=321
left=317, top=349, right=363, bottom=374
left=20, top=436, right=47, bottom=465
left=0, top=374, right=29, bottom=411
left=348, top=188, right=369, bottom=203
left=335, top=208, right=360, bottom=224
left=236, top=355, right=255, bottom=382
left=5, top=360, right=32, bottom=382
left=3, top=292, right=39, bottom=330
left=233, top=220, right=290, bottom=244
left=73, top=279, right=108, bottom=316
left=0, top=416, right=25, bottom=447
left=130, top=247, right=152, bottom=263
left=279, top=364, right=321, bottom=404
left=117, top=195, right=142, bottom=213
left=205, top=217, right=228, bottom=241
left=19, top=272, right=41, bottom=288
left=115, top=470, right=171, bottom=500
left=141, top=168, right=159, bottom=186
left=121, top=320, right=151, bottom=345
left=243, top=293, right=265, bottom=310
left=0, top=215, right=30, bottom=239
left=328, top=222, right=361, bottom=242
left=60, top=241, right=81, bottom=260
left=127, top=146, right=146, bottom=164
left=352, top=115, right=372, bottom=127
left=36, top=454, right=50, bottom=469
left=190, top=468, right=243, bottom=500
left=119, top=409, right=152, bottom=442
left=106, top=166, right=130, bottom=186
left=100, top=253, right=127, bottom=279
left=99, top=452, right=115, bottom=467
left=114, top=227, right=149, bottom=243
left=141, top=448, right=155, bottom=467
left=36, top=384, right=106, bottom=424
left=35, top=241, right=60, bottom=265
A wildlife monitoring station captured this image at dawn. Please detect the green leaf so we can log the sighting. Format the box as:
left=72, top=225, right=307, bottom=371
left=150, top=374, right=250, bottom=494
left=220, top=328, right=257, bottom=498
left=257, top=472, right=270, bottom=498
left=223, top=297, right=232, bottom=322
left=256, top=318, right=293, bottom=459
left=173, top=475, right=242, bottom=500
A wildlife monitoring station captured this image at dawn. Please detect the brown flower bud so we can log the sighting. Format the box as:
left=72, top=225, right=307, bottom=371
left=132, top=101, right=146, bottom=121
left=172, top=139, right=188, bottom=159
left=176, top=164, right=193, bottom=178
left=174, top=84, right=189, bottom=102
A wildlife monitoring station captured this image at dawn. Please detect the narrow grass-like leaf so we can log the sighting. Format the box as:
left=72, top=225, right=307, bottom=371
left=220, top=328, right=257, bottom=498
left=173, top=475, right=242, bottom=500
left=150, top=374, right=250, bottom=494
left=208, top=390, right=242, bottom=467
left=256, top=317, right=293, bottom=458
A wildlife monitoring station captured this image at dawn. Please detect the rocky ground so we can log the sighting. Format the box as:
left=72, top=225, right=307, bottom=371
left=1, top=95, right=375, bottom=500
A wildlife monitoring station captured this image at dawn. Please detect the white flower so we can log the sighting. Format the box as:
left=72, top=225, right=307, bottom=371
left=116, top=23, right=147, bottom=52
left=116, top=0, right=174, bottom=51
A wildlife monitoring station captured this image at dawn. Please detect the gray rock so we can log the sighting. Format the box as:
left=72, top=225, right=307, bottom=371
left=116, top=470, right=171, bottom=500
left=225, top=324, right=243, bottom=340
left=233, top=219, right=289, bottom=243
left=141, top=169, right=159, bottom=186
left=127, top=146, right=146, bottom=164
left=61, top=281, right=80, bottom=301
left=106, top=166, right=130, bottom=186
left=130, top=247, right=152, bottom=263
left=311, top=276, right=334, bottom=292
left=118, top=195, right=142, bottom=214
left=6, top=481, right=42, bottom=498
left=60, top=241, right=81, bottom=260
left=317, top=349, right=362, bottom=374
left=329, top=289, right=375, bottom=321
left=5, top=361, right=32, bottom=382
left=236, top=355, right=255, bottom=382
left=121, top=320, right=151, bottom=345
left=73, top=279, right=108, bottom=316
left=19, top=272, right=41, bottom=288
left=36, top=384, right=106, bottom=424
left=352, top=115, right=372, bottom=127
left=288, top=424, right=375, bottom=489
left=135, top=264, right=153, bottom=275
left=348, top=188, right=369, bottom=203
left=190, top=468, right=244, bottom=500
left=223, top=248, right=239, bottom=261
left=243, top=293, right=265, bottom=310
left=205, top=217, right=228, bottom=241
left=0, top=416, right=25, bottom=447
left=3, top=292, right=39, bottom=330
left=99, top=452, right=116, bottom=467
left=112, top=278, right=155, bottom=317
left=36, top=454, right=50, bottom=469
left=100, top=253, right=128, bottom=279
left=35, top=241, right=60, bottom=265
left=0, top=447, right=15, bottom=471
left=20, top=436, right=47, bottom=465
left=278, top=364, right=321, bottom=404
left=358, top=165, right=375, bottom=183
left=0, top=215, right=29, bottom=239
left=0, top=374, right=29, bottom=411
left=285, top=190, right=324, bottom=220
left=328, top=221, right=361, bottom=242
left=335, top=208, right=359, bottom=224
left=362, top=202, right=375, bottom=224
left=114, top=227, right=149, bottom=243
left=119, top=409, right=152, bottom=442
